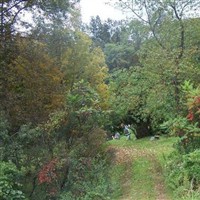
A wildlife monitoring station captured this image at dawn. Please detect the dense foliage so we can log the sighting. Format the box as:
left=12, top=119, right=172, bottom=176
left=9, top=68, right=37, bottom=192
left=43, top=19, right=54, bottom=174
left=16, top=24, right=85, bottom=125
left=164, top=82, right=200, bottom=198
left=1, top=0, right=200, bottom=199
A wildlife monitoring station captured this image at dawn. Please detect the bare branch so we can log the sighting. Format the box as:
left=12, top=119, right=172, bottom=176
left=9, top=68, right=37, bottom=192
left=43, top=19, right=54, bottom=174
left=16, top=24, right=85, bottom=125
left=117, top=0, right=149, bottom=24
left=2, top=0, right=29, bottom=15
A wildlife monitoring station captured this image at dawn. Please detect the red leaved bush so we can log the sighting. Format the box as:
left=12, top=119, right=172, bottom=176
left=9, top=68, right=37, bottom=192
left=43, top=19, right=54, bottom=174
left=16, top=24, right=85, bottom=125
left=194, top=96, right=200, bottom=105
left=38, top=159, right=58, bottom=184
left=187, top=111, right=194, bottom=121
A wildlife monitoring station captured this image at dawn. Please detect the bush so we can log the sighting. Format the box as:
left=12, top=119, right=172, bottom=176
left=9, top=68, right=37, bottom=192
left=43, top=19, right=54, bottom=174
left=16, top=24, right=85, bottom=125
left=163, top=82, right=200, bottom=198
left=58, top=127, right=112, bottom=200
left=0, top=161, right=26, bottom=200
left=60, top=153, right=112, bottom=200
left=165, top=150, right=200, bottom=198
left=160, top=117, right=189, bottom=137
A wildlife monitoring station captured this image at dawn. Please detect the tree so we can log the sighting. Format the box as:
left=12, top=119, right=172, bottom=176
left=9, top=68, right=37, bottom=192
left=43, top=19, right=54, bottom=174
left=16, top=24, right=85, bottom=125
left=7, top=36, right=64, bottom=128
left=111, top=0, right=200, bottom=114
left=89, top=16, right=111, bottom=48
left=104, top=43, right=139, bottom=70
left=0, top=2, right=112, bottom=199
left=0, top=0, right=80, bottom=121
left=88, top=17, right=149, bottom=71
left=61, top=31, right=109, bottom=109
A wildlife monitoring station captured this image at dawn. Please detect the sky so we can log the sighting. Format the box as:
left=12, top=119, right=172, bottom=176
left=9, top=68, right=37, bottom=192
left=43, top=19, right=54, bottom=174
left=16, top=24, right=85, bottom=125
left=80, top=0, right=125, bottom=23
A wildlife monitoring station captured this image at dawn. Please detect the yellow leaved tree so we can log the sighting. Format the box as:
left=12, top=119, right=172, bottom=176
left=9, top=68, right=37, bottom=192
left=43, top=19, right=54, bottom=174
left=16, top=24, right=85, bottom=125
left=8, top=36, right=64, bottom=127
left=61, top=31, right=109, bottom=110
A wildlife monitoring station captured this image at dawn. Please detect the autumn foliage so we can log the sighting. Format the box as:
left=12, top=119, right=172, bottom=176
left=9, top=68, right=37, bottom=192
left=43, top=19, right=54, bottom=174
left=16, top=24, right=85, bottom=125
left=38, top=159, right=58, bottom=184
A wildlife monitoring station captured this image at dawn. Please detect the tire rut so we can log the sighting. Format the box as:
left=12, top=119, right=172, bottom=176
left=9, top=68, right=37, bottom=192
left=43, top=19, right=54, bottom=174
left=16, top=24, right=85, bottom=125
left=109, top=146, right=170, bottom=200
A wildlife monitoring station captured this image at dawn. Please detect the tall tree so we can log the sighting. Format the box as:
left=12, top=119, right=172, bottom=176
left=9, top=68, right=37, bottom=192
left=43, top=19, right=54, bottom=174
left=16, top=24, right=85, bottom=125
left=0, top=0, right=79, bottom=110
left=61, top=31, right=109, bottom=108
left=7, top=36, right=64, bottom=127
left=0, top=0, right=80, bottom=128
left=89, top=15, right=111, bottom=48
left=111, top=0, right=200, bottom=113
left=104, top=19, right=148, bottom=70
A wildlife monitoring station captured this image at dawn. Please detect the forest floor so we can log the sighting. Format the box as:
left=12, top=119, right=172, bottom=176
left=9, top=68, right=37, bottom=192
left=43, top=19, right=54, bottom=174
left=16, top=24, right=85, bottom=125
left=107, top=135, right=176, bottom=200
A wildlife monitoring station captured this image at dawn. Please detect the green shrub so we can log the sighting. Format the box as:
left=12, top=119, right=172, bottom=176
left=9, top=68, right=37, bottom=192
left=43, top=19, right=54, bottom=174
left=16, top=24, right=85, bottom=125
left=165, top=150, right=200, bottom=198
left=0, top=161, right=26, bottom=200
left=59, top=128, right=112, bottom=200
left=160, top=117, right=189, bottom=137
left=60, top=153, right=112, bottom=200
left=160, top=117, right=200, bottom=154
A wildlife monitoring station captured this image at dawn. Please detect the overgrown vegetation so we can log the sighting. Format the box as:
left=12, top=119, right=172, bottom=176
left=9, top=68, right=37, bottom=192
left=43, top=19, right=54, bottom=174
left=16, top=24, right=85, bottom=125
left=163, top=81, right=200, bottom=199
left=1, top=0, right=200, bottom=199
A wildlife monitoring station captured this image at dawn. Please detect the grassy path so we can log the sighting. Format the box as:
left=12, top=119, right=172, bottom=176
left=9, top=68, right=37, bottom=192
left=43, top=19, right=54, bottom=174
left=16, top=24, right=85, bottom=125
left=108, top=136, right=176, bottom=200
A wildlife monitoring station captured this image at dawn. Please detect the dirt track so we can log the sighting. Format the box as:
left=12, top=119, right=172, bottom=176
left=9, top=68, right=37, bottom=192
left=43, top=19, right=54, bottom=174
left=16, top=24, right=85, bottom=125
left=110, top=146, right=169, bottom=200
